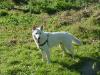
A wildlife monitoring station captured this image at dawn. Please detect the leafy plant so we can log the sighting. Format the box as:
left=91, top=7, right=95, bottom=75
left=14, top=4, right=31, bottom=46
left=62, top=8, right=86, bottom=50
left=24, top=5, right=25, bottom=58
left=0, top=10, right=9, bottom=16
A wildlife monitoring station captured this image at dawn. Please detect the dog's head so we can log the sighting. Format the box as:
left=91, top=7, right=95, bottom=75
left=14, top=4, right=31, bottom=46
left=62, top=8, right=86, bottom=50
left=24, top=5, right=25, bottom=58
left=32, top=26, right=43, bottom=42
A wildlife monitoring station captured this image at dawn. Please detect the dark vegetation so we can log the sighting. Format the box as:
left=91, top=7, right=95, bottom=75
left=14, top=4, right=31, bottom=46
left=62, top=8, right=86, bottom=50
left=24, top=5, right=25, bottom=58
left=0, top=0, right=100, bottom=14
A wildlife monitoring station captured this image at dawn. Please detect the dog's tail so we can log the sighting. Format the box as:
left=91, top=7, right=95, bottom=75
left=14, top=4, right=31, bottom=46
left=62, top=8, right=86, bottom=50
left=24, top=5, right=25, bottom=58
left=71, top=35, right=81, bottom=45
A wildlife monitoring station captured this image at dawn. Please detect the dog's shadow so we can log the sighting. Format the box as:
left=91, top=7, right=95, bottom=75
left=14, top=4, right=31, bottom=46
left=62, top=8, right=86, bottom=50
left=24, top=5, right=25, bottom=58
left=52, top=56, right=100, bottom=75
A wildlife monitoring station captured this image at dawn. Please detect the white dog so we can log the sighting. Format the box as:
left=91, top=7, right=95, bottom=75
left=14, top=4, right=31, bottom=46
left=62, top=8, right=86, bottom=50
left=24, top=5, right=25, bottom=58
left=32, top=26, right=81, bottom=63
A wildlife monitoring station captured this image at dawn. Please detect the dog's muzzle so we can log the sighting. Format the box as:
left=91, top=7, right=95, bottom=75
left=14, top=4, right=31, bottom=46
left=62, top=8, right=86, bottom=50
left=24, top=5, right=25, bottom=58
left=37, top=37, right=40, bottom=43
left=34, top=35, right=40, bottom=43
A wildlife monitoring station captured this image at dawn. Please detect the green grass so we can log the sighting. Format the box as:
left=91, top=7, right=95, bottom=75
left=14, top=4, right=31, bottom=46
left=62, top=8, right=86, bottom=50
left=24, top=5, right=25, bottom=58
left=0, top=3, right=100, bottom=75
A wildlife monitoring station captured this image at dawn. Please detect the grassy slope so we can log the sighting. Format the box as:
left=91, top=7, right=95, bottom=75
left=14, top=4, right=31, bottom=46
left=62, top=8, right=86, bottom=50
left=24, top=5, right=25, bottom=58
left=0, top=4, right=100, bottom=75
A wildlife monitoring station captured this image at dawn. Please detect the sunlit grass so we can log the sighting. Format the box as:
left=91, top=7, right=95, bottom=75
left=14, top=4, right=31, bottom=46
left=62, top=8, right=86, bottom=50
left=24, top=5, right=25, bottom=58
left=0, top=4, right=100, bottom=75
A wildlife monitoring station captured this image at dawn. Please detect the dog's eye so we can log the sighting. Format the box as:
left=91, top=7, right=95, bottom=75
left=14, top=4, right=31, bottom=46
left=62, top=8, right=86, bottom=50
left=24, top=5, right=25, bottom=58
left=35, top=32, right=41, bottom=35
left=36, top=33, right=38, bottom=34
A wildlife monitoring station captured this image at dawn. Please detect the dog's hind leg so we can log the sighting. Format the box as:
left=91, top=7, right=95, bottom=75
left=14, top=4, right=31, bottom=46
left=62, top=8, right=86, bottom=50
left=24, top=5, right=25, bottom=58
left=66, top=43, right=75, bottom=58
left=60, top=43, right=68, bottom=57
left=62, top=41, right=75, bottom=58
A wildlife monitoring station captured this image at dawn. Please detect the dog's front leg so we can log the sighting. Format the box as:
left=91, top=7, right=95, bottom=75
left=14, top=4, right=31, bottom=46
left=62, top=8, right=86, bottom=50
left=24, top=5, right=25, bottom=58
left=40, top=45, right=50, bottom=63
left=41, top=50, right=46, bottom=62
left=45, top=48, right=50, bottom=64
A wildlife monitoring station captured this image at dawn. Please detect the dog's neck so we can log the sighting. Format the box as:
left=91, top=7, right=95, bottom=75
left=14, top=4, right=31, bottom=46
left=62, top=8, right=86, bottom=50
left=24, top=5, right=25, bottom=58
left=38, top=33, right=49, bottom=46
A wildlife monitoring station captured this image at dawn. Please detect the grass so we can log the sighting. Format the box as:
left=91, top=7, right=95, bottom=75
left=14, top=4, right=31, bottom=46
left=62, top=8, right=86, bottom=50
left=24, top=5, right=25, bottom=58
left=0, top=2, right=100, bottom=75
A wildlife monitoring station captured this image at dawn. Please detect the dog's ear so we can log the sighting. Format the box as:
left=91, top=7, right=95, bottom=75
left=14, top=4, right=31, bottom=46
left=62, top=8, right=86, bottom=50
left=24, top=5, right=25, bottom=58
left=40, top=25, right=43, bottom=30
left=32, top=26, right=36, bottom=30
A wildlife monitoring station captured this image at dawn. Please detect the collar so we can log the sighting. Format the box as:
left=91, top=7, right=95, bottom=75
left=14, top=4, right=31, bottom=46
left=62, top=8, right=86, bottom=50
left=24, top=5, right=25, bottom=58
left=38, top=33, right=49, bottom=46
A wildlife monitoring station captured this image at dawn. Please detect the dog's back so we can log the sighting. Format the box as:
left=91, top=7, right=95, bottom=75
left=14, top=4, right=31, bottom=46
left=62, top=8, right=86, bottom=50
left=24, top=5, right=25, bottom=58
left=44, top=32, right=72, bottom=47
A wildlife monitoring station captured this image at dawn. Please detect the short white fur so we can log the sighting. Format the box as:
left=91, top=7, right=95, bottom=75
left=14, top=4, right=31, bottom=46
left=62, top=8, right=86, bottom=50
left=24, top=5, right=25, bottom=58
left=32, top=26, right=81, bottom=63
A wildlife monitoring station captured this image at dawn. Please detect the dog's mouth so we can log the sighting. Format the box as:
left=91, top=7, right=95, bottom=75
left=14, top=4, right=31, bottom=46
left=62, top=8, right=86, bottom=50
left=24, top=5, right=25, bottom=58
left=34, top=35, right=40, bottom=43
left=37, top=37, right=40, bottom=43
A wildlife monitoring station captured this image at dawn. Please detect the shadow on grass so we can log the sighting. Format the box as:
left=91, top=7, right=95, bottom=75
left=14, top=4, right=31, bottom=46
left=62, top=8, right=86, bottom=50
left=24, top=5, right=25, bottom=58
left=53, top=56, right=100, bottom=75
